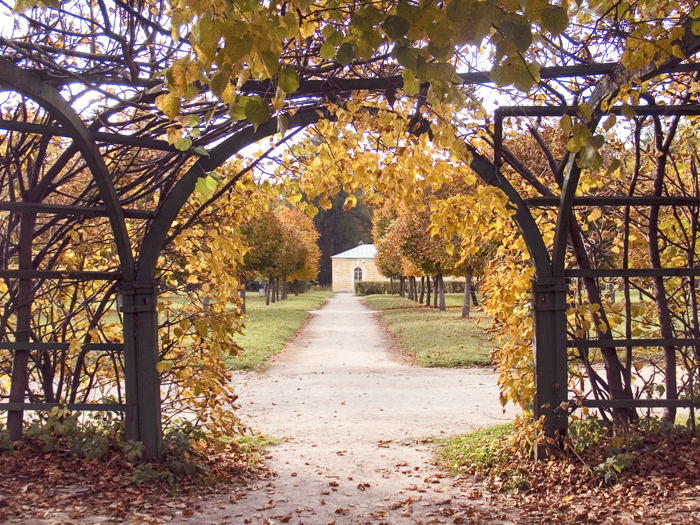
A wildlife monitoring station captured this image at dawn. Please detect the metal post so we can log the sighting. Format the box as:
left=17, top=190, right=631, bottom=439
left=532, top=278, right=569, bottom=459
left=120, top=280, right=162, bottom=461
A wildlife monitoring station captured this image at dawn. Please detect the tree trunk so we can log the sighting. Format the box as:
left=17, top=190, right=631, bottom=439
left=293, top=279, right=300, bottom=296
left=241, top=277, right=246, bottom=314
left=399, top=276, right=405, bottom=298
left=419, top=277, right=425, bottom=304
left=649, top=119, right=677, bottom=423
left=433, top=276, right=438, bottom=308
left=437, top=273, right=445, bottom=312
left=462, top=268, right=473, bottom=319
left=281, top=275, right=288, bottom=300
left=426, top=277, right=431, bottom=305
left=266, top=276, right=272, bottom=305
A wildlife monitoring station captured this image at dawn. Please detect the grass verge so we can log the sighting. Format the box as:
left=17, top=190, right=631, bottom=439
left=435, top=424, right=515, bottom=477
left=433, top=419, right=700, bottom=525
left=225, top=432, right=283, bottom=470
left=363, top=293, right=494, bottom=367
left=226, top=290, right=333, bottom=370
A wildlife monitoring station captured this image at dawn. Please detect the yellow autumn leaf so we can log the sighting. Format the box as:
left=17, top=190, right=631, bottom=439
left=587, top=208, right=602, bottom=222
left=343, top=194, right=357, bottom=211
left=155, top=93, right=181, bottom=120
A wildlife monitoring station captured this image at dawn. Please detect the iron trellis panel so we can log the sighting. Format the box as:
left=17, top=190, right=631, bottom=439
left=0, top=342, right=123, bottom=352
left=525, top=196, right=700, bottom=207
left=0, top=200, right=153, bottom=219
left=0, top=403, right=126, bottom=412
left=564, top=268, right=700, bottom=278
left=0, top=270, right=121, bottom=280
left=0, top=119, right=174, bottom=151
left=568, top=338, right=700, bottom=348
left=496, top=98, right=700, bottom=450
left=580, top=399, right=698, bottom=409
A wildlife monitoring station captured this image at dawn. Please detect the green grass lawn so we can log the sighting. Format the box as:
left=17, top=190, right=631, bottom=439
left=226, top=290, right=333, bottom=370
left=363, top=293, right=494, bottom=367
left=434, top=423, right=515, bottom=476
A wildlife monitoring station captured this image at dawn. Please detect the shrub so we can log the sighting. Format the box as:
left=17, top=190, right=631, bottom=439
left=354, top=281, right=401, bottom=295
left=354, top=280, right=470, bottom=295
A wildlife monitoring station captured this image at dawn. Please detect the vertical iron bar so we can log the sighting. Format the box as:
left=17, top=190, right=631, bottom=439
left=532, top=278, right=569, bottom=458
left=120, top=281, right=162, bottom=461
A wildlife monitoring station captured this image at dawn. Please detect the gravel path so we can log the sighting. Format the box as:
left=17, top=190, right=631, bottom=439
left=172, top=293, right=520, bottom=524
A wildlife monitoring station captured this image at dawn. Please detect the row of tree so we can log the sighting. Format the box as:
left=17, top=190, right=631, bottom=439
left=242, top=205, right=320, bottom=307
left=372, top=185, right=487, bottom=318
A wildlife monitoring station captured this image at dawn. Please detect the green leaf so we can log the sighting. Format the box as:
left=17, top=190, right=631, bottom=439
left=193, top=146, right=209, bottom=157
left=326, top=29, right=345, bottom=46
left=225, top=33, right=254, bottom=63
left=489, top=64, right=512, bottom=88
left=500, top=21, right=532, bottom=53
left=204, top=108, right=215, bottom=129
left=446, top=0, right=474, bottom=24
left=580, top=142, right=604, bottom=171
left=195, top=175, right=218, bottom=197
left=277, top=113, right=289, bottom=135
left=383, top=15, right=410, bottom=40
left=261, top=50, right=280, bottom=78
left=621, top=103, right=636, bottom=119
left=427, top=41, right=454, bottom=61
left=277, top=66, right=300, bottom=93
left=606, top=158, right=622, bottom=175
left=336, top=42, right=356, bottom=65
left=427, top=20, right=452, bottom=48
left=348, top=14, right=371, bottom=38
left=402, top=70, right=420, bottom=96
left=174, top=137, right=192, bottom=151
left=578, top=103, right=592, bottom=121
left=320, top=42, right=336, bottom=60
left=358, top=5, right=383, bottom=25
left=419, top=62, right=457, bottom=83
left=392, top=45, right=420, bottom=70
left=693, top=20, right=700, bottom=36
left=244, top=95, right=271, bottom=129
left=588, top=134, right=605, bottom=149
left=210, top=69, right=230, bottom=99
left=560, top=114, right=572, bottom=135
left=229, top=96, right=249, bottom=120
left=513, top=61, right=540, bottom=91
left=541, top=6, right=569, bottom=36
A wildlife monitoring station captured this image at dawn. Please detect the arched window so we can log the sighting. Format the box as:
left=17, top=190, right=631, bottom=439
left=354, top=267, right=363, bottom=281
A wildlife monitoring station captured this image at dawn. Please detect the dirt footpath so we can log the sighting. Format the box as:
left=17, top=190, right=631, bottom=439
left=173, top=293, right=520, bottom=524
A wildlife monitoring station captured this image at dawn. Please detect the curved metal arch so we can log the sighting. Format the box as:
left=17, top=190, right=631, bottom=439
left=465, top=144, right=553, bottom=278
left=136, top=107, right=326, bottom=280
left=0, top=59, right=135, bottom=280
